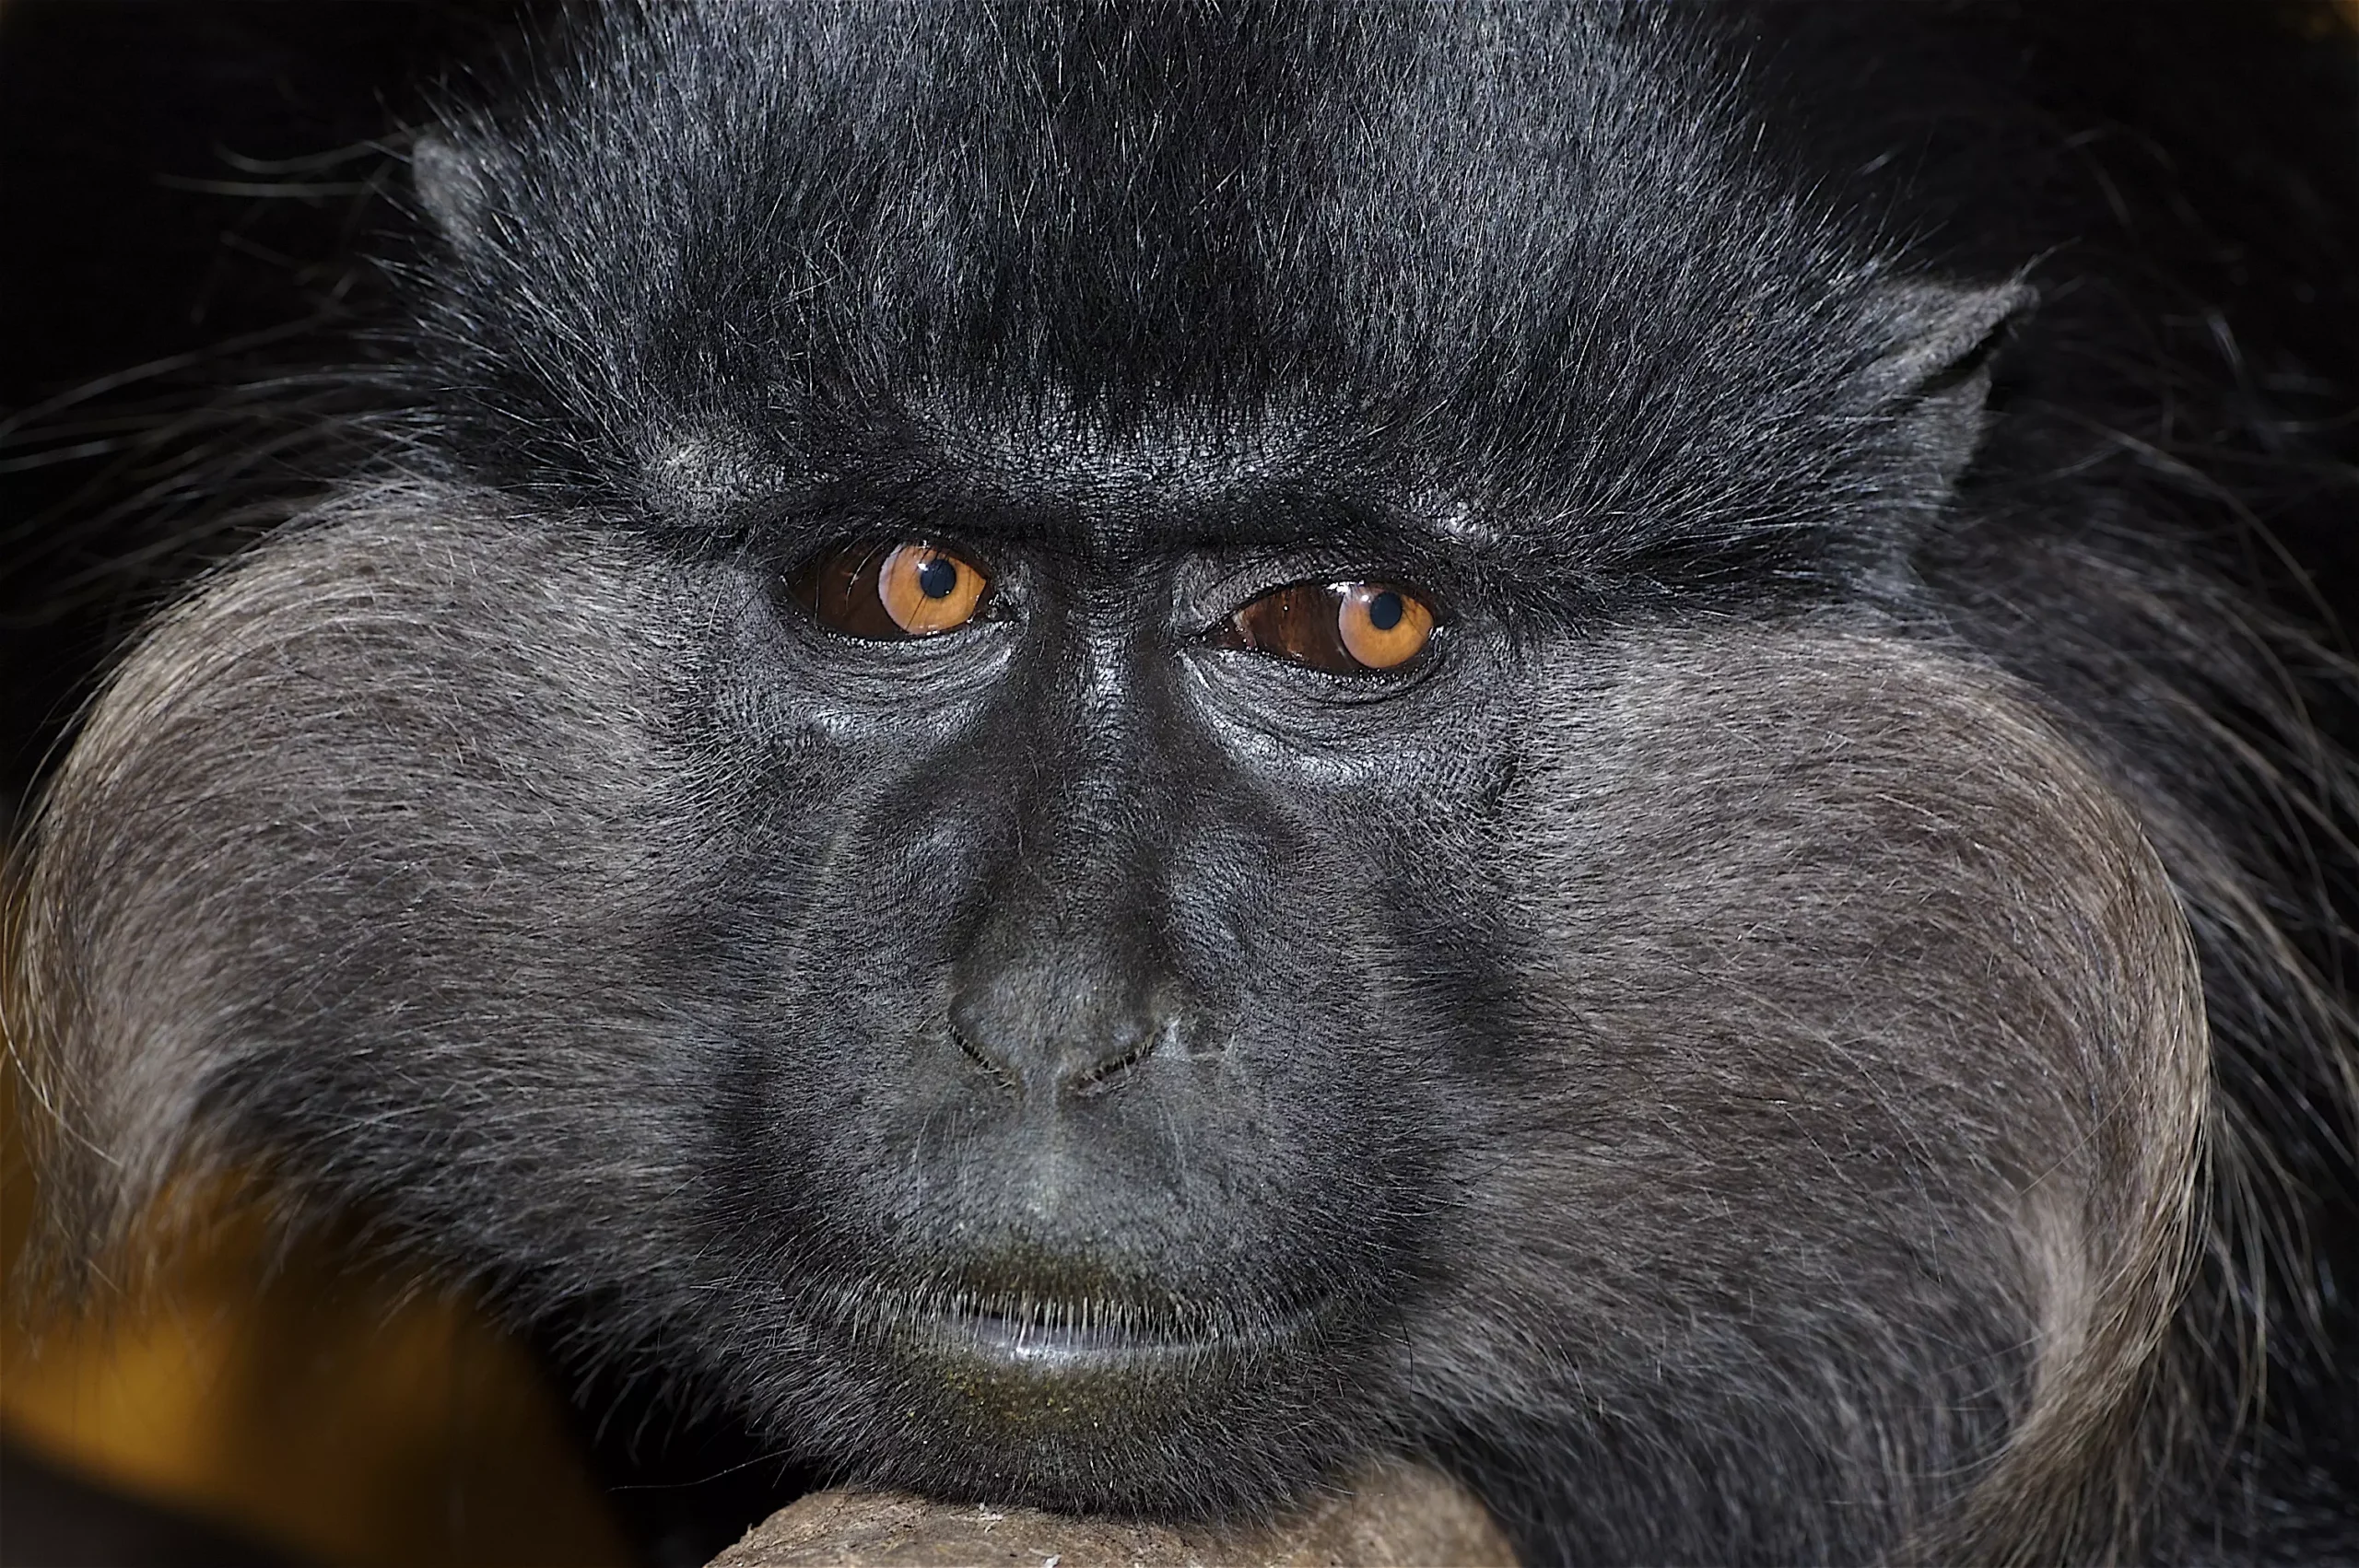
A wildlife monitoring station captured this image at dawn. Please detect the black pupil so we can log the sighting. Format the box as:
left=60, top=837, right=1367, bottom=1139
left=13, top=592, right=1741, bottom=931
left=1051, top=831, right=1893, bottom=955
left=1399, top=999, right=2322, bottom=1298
left=916, top=556, right=958, bottom=599
left=1367, top=590, right=1403, bottom=631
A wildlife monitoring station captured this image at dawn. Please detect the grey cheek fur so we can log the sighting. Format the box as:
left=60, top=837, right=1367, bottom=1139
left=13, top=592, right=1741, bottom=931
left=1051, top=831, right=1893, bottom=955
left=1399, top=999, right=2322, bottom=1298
left=1413, top=627, right=2204, bottom=1558
left=12, top=495, right=725, bottom=1281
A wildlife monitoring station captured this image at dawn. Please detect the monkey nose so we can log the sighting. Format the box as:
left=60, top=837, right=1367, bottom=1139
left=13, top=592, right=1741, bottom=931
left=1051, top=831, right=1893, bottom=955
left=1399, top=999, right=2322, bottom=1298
left=946, top=980, right=1187, bottom=1102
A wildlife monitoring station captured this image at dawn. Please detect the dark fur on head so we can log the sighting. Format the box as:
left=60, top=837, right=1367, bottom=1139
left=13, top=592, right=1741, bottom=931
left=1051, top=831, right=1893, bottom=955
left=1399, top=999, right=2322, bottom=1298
left=8, top=4, right=2357, bottom=1563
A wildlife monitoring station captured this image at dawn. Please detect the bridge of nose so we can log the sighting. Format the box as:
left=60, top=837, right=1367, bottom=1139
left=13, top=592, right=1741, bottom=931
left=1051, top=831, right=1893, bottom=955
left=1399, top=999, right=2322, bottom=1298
left=933, top=591, right=1242, bottom=1100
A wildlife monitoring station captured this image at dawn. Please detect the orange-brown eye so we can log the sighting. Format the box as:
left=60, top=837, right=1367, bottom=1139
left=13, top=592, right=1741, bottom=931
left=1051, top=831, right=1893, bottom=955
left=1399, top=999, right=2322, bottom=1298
left=1212, top=580, right=1438, bottom=673
left=1337, top=582, right=1436, bottom=670
left=877, top=544, right=987, bottom=633
left=789, top=540, right=991, bottom=639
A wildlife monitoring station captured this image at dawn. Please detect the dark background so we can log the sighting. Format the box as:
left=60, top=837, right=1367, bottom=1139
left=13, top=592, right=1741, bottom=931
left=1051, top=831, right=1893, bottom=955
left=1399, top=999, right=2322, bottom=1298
left=1, top=0, right=540, bottom=828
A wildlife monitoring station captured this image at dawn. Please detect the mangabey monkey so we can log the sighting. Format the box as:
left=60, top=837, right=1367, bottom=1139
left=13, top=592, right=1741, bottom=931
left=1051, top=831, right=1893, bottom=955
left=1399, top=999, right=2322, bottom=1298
left=7, top=3, right=2359, bottom=1564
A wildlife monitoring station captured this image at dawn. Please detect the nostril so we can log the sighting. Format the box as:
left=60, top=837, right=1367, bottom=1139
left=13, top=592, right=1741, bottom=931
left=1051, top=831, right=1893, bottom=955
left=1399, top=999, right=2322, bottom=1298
left=950, top=1020, right=1019, bottom=1093
left=1065, top=1025, right=1162, bottom=1099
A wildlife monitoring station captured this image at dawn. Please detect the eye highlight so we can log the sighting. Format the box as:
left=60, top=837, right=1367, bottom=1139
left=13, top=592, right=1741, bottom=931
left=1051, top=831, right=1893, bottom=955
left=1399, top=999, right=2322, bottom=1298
left=790, top=540, right=991, bottom=639
left=1212, top=580, right=1438, bottom=673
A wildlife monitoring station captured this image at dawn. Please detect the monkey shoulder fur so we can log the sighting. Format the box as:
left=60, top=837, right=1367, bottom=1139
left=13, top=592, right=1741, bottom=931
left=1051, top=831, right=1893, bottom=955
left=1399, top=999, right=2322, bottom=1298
left=6, top=6, right=2358, bottom=1565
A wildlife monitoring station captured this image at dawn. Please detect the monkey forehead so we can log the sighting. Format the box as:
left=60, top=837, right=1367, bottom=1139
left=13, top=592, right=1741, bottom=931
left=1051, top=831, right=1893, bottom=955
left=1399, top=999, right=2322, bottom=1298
left=638, top=394, right=1508, bottom=556
left=423, top=2, right=1896, bottom=535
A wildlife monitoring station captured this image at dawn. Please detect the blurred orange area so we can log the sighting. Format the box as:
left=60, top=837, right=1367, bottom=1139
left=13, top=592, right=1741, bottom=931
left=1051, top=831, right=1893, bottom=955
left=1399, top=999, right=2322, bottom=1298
left=1, top=1068, right=632, bottom=1568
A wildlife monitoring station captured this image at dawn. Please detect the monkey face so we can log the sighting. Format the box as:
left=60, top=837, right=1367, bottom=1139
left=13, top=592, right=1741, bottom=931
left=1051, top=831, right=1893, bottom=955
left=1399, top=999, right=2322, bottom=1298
left=559, top=494, right=1533, bottom=1505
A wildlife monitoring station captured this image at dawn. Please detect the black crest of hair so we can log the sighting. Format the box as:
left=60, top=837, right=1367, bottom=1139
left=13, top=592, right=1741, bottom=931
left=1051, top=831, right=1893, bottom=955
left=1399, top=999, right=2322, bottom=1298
left=6, top=4, right=2358, bottom=1565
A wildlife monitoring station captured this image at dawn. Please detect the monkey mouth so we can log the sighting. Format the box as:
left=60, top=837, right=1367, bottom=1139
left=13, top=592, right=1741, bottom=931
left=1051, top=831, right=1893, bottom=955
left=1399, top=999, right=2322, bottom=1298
left=878, top=1291, right=1318, bottom=1375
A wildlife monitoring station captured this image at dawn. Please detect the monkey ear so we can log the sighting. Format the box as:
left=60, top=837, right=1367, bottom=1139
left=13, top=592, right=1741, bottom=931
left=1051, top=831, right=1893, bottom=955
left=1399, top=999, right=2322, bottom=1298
left=1858, top=277, right=2036, bottom=487
left=411, top=131, right=492, bottom=252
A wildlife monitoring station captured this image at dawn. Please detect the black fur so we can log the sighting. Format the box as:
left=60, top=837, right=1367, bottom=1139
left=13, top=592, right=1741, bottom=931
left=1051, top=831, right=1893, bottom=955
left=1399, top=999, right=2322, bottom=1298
left=7, top=4, right=2357, bottom=1563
